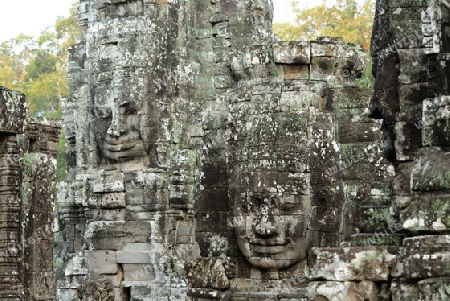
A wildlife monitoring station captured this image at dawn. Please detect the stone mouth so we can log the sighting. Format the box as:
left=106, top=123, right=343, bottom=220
left=252, top=244, right=288, bottom=255
left=105, top=142, right=136, bottom=152
left=249, top=237, right=290, bottom=246
left=249, top=238, right=290, bottom=255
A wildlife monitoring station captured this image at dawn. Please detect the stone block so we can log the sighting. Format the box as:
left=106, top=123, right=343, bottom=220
left=175, top=220, right=196, bottom=244
left=122, top=263, right=163, bottom=282
left=309, top=247, right=396, bottom=281
left=436, top=53, right=450, bottom=95
left=283, top=64, right=309, bottom=80
left=398, top=147, right=450, bottom=192
left=85, top=208, right=126, bottom=221
left=351, top=233, right=404, bottom=247
left=337, top=123, right=380, bottom=144
left=101, top=192, right=126, bottom=208
left=359, top=206, right=397, bottom=233
left=310, top=57, right=336, bottom=81
left=117, top=243, right=163, bottom=264
left=93, top=173, right=125, bottom=193
left=85, top=221, right=151, bottom=250
left=391, top=282, right=418, bottom=301
left=333, top=86, right=371, bottom=109
left=196, top=211, right=229, bottom=233
left=400, top=235, right=450, bottom=279
left=398, top=195, right=450, bottom=232
left=85, top=250, right=118, bottom=274
left=125, top=188, right=145, bottom=205
left=417, top=277, right=450, bottom=300
left=422, top=96, right=450, bottom=147
left=273, top=41, right=310, bottom=64
left=394, top=121, right=421, bottom=161
left=188, top=288, right=223, bottom=299
left=197, top=189, right=229, bottom=212
left=307, top=281, right=379, bottom=301
left=186, top=258, right=230, bottom=290
left=279, top=89, right=318, bottom=111
left=311, top=41, right=337, bottom=57
left=65, top=255, right=88, bottom=276
left=399, top=83, right=436, bottom=108
left=0, top=88, right=28, bottom=134
left=397, top=49, right=429, bottom=84
left=113, top=286, right=128, bottom=301
left=201, top=166, right=228, bottom=188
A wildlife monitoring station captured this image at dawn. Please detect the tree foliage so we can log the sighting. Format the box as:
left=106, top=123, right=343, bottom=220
left=273, top=0, right=375, bottom=51
left=0, top=2, right=80, bottom=116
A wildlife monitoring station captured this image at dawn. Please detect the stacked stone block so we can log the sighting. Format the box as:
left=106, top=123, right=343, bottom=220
left=0, top=87, right=59, bottom=300
left=369, top=0, right=450, bottom=299
left=55, top=0, right=450, bottom=300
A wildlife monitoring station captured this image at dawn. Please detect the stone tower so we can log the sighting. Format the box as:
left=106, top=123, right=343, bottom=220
left=55, top=0, right=450, bottom=300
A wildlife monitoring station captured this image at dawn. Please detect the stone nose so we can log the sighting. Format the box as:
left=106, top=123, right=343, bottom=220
left=107, top=111, right=127, bottom=137
left=254, top=209, right=278, bottom=238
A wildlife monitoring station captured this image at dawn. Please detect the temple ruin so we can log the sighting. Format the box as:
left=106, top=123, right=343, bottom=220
left=0, top=87, right=60, bottom=300
left=0, top=0, right=449, bottom=300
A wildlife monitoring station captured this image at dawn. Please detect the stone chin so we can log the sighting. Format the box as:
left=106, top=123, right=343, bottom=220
left=237, top=238, right=306, bottom=270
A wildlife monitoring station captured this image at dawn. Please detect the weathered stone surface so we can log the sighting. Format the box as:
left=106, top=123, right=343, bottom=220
left=397, top=195, right=450, bottom=232
left=85, top=221, right=151, bottom=250
left=417, top=278, right=450, bottom=301
left=394, top=148, right=450, bottom=193
left=307, top=281, right=380, bottom=301
left=309, top=247, right=396, bottom=281
left=396, top=235, right=450, bottom=280
left=116, top=243, right=163, bottom=264
left=391, top=282, right=419, bottom=301
left=51, top=0, right=450, bottom=299
left=0, top=87, right=59, bottom=301
left=273, top=41, right=310, bottom=64
left=0, top=87, right=27, bottom=134
left=186, top=258, right=230, bottom=290
left=85, top=250, right=118, bottom=274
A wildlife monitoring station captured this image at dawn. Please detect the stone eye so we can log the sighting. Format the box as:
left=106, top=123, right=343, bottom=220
left=240, top=197, right=259, bottom=213
left=278, top=202, right=299, bottom=214
left=240, top=200, right=255, bottom=212
left=97, top=108, right=111, bottom=119
left=119, top=103, right=137, bottom=115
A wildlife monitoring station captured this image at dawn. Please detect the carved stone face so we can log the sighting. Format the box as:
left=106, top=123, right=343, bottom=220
left=92, top=80, right=146, bottom=162
left=232, top=171, right=310, bottom=270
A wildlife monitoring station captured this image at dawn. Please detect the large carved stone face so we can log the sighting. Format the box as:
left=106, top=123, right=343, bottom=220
left=232, top=171, right=310, bottom=270
left=92, top=79, right=146, bottom=162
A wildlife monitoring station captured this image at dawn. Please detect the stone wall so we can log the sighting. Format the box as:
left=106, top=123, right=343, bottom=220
left=0, top=87, right=59, bottom=300
left=369, top=0, right=450, bottom=299
left=55, top=0, right=450, bottom=300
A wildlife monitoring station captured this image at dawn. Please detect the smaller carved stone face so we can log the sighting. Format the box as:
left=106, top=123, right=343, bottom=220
left=93, top=96, right=145, bottom=162
left=232, top=171, right=310, bottom=270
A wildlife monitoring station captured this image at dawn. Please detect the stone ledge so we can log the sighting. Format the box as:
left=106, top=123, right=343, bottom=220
left=308, top=281, right=379, bottom=301
left=309, top=246, right=396, bottom=281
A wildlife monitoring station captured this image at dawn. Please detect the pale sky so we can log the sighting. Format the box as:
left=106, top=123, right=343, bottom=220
left=273, top=0, right=298, bottom=23
left=0, top=0, right=302, bottom=42
left=0, top=0, right=75, bottom=42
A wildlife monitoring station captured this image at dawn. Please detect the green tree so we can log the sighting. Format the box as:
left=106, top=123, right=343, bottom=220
left=0, top=34, right=34, bottom=91
left=273, top=0, right=375, bottom=51
left=0, top=2, right=80, bottom=116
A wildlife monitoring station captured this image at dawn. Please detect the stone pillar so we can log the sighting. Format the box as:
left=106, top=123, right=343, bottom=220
left=22, top=120, right=60, bottom=301
left=0, top=87, right=59, bottom=300
left=369, top=0, right=450, bottom=299
left=0, top=87, right=27, bottom=300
